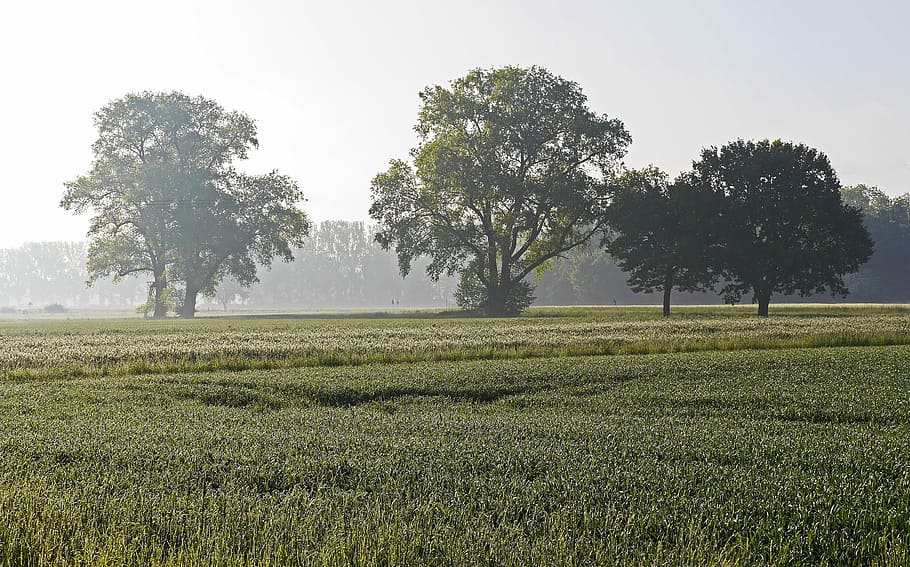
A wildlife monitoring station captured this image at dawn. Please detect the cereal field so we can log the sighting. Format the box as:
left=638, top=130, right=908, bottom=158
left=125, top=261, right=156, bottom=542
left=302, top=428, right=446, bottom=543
left=0, top=306, right=907, bottom=565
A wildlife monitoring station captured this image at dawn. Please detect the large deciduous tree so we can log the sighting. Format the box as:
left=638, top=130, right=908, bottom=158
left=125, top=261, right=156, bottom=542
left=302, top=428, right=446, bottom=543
left=369, top=66, right=631, bottom=316
left=689, top=139, right=873, bottom=316
left=603, top=168, right=718, bottom=316
left=62, top=92, right=309, bottom=318
left=170, top=171, right=308, bottom=317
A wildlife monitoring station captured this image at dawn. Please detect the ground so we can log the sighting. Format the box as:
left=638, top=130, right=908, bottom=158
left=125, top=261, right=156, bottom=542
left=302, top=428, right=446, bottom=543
left=0, top=306, right=907, bottom=565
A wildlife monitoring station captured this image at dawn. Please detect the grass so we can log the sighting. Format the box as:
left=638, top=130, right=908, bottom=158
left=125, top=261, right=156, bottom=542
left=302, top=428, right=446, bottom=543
left=1, top=306, right=910, bottom=380
left=0, top=305, right=908, bottom=565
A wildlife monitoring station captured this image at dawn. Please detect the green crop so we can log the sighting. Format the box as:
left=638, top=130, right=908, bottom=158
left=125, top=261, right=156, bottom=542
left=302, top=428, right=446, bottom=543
left=1, top=306, right=910, bottom=380
left=0, top=329, right=908, bottom=565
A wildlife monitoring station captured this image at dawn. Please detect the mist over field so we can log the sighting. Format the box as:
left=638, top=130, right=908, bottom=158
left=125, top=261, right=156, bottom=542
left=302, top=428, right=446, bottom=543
left=3, top=210, right=910, bottom=314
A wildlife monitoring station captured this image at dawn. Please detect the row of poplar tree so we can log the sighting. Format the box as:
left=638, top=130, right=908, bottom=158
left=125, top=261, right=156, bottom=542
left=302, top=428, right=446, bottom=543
left=0, top=226, right=455, bottom=312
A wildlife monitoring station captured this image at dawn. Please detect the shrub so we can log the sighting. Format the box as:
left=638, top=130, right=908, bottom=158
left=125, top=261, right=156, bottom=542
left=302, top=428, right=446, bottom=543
left=455, top=269, right=535, bottom=316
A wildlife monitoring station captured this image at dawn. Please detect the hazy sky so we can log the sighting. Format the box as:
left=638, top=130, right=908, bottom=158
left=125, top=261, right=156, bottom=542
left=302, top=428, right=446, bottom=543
left=1, top=0, right=908, bottom=248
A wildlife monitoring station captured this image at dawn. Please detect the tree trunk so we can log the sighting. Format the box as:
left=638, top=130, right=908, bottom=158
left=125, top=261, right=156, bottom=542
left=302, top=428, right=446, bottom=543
left=756, top=292, right=771, bottom=318
left=662, top=272, right=674, bottom=317
left=484, top=285, right=508, bottom=317
left=181, top=288, right=198, bottom=318
left=152, top=275, right=168, bottom=319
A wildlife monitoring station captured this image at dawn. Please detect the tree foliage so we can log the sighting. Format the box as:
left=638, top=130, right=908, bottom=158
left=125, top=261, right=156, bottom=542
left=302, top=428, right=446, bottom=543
left=169, top=171, right=309, bottom=317
left=61, top=92, right=309, bottom=317
left=369, top=66, right=631, bottom=315
left=839, top=185, right=910, bottom=300
left=689, top=139, right=873, bottom=316
left=453, top=262, right=534, bottom=314
left=603, top=168, right=718, bottom=315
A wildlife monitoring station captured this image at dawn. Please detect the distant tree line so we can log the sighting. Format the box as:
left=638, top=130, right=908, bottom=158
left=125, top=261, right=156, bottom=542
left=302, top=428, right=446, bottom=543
left=0, top=222, right=455, bottom=312
left=838, top=186, right=910, bottom=300
left=53, top=67, right=901, bottom=317
left=245, top=221, right=456, bottom=309
left=3, top=194, right=908, bottom=312
left=0, top=242, right=146, bottom=309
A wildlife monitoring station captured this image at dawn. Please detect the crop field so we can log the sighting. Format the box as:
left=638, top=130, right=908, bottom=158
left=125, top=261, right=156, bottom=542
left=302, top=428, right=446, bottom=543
left=0, top=306, right=908, bottom=565
left=2, top=304, right=910, bottom=380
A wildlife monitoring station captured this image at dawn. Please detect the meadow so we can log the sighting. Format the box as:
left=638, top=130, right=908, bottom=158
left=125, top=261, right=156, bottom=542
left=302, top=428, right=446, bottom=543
left=0, top=305, right=908, bottom=565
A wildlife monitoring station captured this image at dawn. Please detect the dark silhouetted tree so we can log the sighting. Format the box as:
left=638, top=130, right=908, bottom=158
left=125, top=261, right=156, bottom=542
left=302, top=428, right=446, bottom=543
left=689, top=139, right=873, bottom=316
left=603, top=168, right=718, bottom=316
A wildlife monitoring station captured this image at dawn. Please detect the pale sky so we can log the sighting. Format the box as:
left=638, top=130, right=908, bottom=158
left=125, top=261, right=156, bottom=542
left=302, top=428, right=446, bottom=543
left=1, top=0, right=908, bottom=248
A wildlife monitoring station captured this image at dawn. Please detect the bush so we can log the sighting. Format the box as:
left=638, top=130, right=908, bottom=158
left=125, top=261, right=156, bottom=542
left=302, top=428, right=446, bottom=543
left=44, top=303, right=68, bottom=314
left=454, top=270, right=487, bottom=312
left=455, top=269, right=535, bottom=316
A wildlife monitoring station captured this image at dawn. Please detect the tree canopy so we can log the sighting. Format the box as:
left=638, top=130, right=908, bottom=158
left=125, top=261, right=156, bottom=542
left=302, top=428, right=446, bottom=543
left=167, top=171, right=309, bottom=317
left=688, top=139, right=873, bottom=316
left=369, top=66, right=631, bottom=315
left=603, top=168, right=718, bottom=316
left=61, top=91, right=309, bottom=317
left=839, top=185, right=910, bottom=300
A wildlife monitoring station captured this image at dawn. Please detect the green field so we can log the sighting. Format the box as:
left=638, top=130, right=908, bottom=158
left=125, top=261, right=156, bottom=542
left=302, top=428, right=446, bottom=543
left=1, top=306, right=908, bottom=565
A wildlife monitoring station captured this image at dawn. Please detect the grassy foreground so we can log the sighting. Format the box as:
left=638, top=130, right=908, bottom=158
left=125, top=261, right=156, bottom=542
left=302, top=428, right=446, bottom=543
left=2, top=305, right=910, bottom=379
left=0, top=312, right=908, bottom=565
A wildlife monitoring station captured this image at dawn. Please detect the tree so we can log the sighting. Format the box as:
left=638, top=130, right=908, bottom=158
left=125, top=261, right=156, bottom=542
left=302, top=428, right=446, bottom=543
left=60, top=93, right=191, bottom=317
left=62, top=92, right=309, bottom=318
left=603, top=168, right=718, bottom=316
left=214, top=276, right=251, bottom=311
left=689, top=139, right=873, bottom=316
left=840, top=185, right=910, bottom=300
left=369, top=66, right=631, bottom=316
left=169, top=172, right=309, bottom=317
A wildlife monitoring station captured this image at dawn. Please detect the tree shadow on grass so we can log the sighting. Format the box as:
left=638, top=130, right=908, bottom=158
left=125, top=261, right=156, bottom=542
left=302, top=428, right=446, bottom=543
left=173, top=381, right=547, bottom=409
left=288, top=384, right=549, bottom=407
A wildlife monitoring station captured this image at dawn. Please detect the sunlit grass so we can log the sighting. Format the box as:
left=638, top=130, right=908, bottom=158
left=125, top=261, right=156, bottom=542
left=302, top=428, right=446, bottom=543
left=0, top=346, right=907, bottom=565
left=1, top=306, right=909, bottom=379
left=1, top=305, right=908, bottom=564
